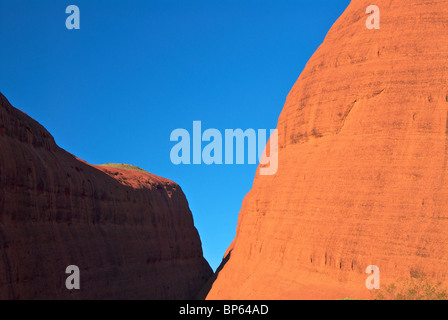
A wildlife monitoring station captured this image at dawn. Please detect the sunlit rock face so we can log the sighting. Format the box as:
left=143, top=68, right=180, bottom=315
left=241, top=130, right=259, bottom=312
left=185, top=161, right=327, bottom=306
left=207, top=0, right=448, bottom=299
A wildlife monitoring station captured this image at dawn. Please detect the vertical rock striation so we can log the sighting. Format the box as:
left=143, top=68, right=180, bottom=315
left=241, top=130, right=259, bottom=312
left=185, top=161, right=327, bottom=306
left=207, top=0, right=448, bottom=299
left=0, top=92, right=212, bottom=299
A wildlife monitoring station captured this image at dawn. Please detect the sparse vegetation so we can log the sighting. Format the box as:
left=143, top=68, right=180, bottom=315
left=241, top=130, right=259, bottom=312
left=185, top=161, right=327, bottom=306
left=374, top=271, right=448, bottom=300
left=311, top=128, right=323, bottom=138
left=102, top=163, right=148, bottom=173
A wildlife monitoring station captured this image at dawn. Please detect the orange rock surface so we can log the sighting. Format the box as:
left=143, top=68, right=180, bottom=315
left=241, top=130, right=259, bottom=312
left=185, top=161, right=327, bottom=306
left=207, top=0, right=448, bottom=299
left=0, top=93, right=212, bottom=299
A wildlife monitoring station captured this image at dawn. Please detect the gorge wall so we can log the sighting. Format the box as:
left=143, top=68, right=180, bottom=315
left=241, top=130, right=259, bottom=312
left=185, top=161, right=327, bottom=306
left=0, top=92, right=212, bottom=299
left=207, top=0, right=448, bottom=299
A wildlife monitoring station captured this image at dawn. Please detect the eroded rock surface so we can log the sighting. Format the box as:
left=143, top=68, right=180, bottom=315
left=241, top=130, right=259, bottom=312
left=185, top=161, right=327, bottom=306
left=207, top=0, right=448, bottom=299
left=0, top=93, right=212, bottom=299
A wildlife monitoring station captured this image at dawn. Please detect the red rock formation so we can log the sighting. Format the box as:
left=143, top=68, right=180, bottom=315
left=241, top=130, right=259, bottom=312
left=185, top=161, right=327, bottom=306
left=0, top=92, right=212, bottom=299
left=207, top=0, right=448, bottom=299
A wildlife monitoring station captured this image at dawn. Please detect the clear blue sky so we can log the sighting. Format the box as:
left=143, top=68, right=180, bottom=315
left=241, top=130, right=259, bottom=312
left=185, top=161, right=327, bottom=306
left=0, top=0, right=350, bottom=271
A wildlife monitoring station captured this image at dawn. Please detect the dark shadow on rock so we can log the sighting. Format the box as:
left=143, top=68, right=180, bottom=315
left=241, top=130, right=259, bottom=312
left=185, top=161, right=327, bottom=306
left=196, top=249, right=232, bottom=299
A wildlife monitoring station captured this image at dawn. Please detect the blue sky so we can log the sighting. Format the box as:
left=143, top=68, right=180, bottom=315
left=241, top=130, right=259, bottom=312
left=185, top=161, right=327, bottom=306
left=0, top=0, right=350, bottom=271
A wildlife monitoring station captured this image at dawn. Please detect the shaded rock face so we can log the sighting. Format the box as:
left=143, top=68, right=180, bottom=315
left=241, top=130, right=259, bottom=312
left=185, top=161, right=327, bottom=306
left=207, top=0, right=448, bottom=299
left=0, top=93, right=212, bottom=299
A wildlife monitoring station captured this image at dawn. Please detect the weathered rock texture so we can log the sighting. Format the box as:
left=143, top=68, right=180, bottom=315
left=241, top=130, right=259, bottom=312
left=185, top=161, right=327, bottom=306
left=0, top=93, right=212, bottom=299
left=207, top=0, right=448, bottom=299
